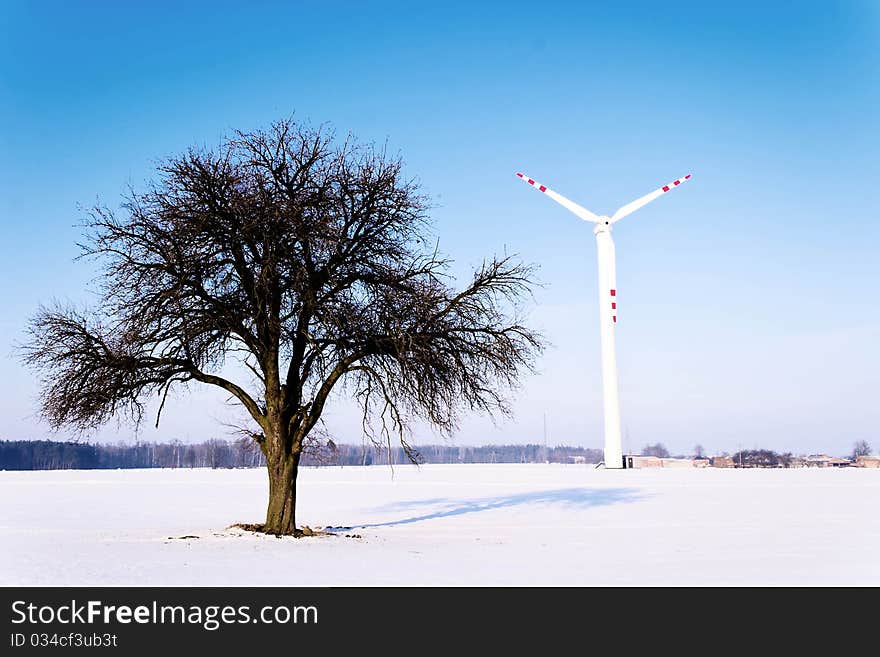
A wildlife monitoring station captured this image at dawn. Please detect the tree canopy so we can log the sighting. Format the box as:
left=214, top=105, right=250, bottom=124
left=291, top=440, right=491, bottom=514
left=22, top=118, right=544, bottom=533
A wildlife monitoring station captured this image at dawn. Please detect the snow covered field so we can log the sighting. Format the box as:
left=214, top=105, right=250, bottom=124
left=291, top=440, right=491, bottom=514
left=1, top=464, right=877, bottom=586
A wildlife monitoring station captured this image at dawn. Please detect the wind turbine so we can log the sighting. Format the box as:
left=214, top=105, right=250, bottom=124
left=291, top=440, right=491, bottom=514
left=516, top=171, right=692, bottom=468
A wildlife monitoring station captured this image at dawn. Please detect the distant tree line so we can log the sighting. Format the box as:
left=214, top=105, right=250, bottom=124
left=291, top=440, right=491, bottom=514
left=0, top=439, right=265, bottom=470
left=0, top=439, right=603, bottom=471
left=326, top=443, right=603, bottom=467
left=3, top=439, right=867, bottom=471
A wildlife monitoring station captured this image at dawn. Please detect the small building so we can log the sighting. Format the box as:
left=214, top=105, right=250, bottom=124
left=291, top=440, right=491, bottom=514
left=854, top=456, right=880, bottom=469
left=711, top=455, right=735, bottom=468
left=624, top=455, right=662, bottom=468
left=804, top=454, right=852, bottom=468
left=623, top=455, right=708, bottom=469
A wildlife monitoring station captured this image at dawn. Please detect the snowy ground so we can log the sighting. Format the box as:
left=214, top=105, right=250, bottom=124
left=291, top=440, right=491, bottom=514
left=1, top=464, right=877, bottom=586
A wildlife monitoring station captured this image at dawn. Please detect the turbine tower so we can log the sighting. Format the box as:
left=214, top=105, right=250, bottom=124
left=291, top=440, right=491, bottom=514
left=516, top=171, right=692, bottom=468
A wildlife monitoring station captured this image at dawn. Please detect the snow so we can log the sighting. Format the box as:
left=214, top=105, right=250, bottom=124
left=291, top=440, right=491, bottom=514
left=1, top=464, right=878, bottom=586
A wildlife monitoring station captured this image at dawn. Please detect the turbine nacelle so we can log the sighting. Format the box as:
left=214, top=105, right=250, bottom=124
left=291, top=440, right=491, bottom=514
left=594, top=217, right=613, bottom=234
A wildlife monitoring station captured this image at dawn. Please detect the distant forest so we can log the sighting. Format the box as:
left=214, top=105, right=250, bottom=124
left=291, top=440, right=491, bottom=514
left=0, top=439, right=604, bottom=471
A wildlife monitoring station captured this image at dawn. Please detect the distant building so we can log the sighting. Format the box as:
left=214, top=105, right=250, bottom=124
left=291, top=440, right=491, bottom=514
left=624, top=455, right=662, bottom=468
left=854, top=456, right=880, bottom=469
left=623, top=455, right=708, bottom=469
left=711, top=455, right=735, bottom=468
left=804, top=455, right=852, bottom=468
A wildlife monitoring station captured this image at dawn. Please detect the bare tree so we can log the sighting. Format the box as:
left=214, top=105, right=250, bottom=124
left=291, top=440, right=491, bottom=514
left=852, top=440, right=871, bottom=459
left=641, top=443, right=670, bottom=458
left=693, top=444, right=705, bottom=459
left=21, top=119, right=543, bottom=535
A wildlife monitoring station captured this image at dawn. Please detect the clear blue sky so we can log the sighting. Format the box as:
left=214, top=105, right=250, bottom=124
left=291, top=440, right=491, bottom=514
left=2, top=1, right=878, bottom=455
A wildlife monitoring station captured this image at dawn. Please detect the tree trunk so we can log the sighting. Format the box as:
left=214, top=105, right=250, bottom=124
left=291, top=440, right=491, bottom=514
left=264, top=446, right=301, bottom=535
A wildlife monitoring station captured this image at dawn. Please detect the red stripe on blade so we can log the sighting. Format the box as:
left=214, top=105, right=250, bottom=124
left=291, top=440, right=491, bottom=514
left=538, top=185, right=546, bottom=192
left=613, top=316, right=617, bottom=323
left=684, top=174, right=691, bottom=179
left=610, top=289, right=616, bottom=296
left=662, top=185, right=670, bottom=192
left=611, top=302, right=616, bottom=309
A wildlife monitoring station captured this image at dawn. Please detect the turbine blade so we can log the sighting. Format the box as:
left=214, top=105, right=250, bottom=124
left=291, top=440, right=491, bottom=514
left=610, top=174, right=692, bottom=223
left=515, top=172, right=600, bottom=223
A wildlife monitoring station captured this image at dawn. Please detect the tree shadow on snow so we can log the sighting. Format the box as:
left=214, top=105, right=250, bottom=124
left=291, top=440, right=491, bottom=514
left=326, top=487, right=642, bottom=531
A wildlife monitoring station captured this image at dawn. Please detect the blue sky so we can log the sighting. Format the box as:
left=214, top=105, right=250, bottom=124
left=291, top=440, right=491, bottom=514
left=1, top=1, right=878, bottom=455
